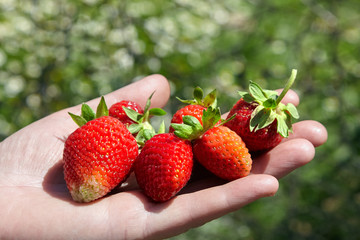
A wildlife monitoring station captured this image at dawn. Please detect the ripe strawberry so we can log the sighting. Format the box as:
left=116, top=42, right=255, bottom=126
left=134, top=133, right=193, bottom=202
left=193, top=126, right=252, bottom=180
left=171, top=107, right=252, bottom=181
left=225, top=69, right=300, bottom=152
left=169, top=87, right=217, bottom=132
left=109, top=100, right=144, bottom=126
left=170, top=104, right=205, bottom=132
left=63, top=97, right=138, bottom=202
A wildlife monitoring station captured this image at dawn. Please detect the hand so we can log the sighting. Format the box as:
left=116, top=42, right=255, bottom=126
left=0, top=75, right=327, bottom=239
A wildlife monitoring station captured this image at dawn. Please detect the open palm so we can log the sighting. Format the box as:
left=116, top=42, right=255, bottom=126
left=0, top=75, right=327, bottom=239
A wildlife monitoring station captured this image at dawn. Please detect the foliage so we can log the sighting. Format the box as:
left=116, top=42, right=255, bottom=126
left=1, top=0, right=359, bottom=239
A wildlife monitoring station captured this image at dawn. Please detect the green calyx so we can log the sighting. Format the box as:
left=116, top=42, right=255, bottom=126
left=123, top=92, right=167, bottom=147
left=69, top=96, right=109, bottom=127
left=239, top=69, right=299, bottom=138
left=171, top=106, right=232, bottom=141
left=172, top=86, right=233, bottom=141
left=177, top=86, right=217, bottom=108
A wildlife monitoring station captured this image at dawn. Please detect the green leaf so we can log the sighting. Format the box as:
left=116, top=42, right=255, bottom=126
left=176, top=87, right=217, bottom=107
left=96, top=96, right=109, bottom=118
left=143, top=129, right=155, bottom=141
left=193, top=86, right=204, bottom=103
left=239, top=91, right=255, bottom=103
left=143, top=92, right=155, bottom=114
left=250, top=105, right=279, bottom=132
left=249, top=106, right=266, bottom=132
left=176, top=96, right=195, bottom=105
left=238, top=91, right=248, bottom=98
left=171, top=123, right=194, bottom=139
left=81, top=103, right=96, bottom=122
left=256, top=110, right=270, bottom=129
left=135, top=128, right=155, bottom=146
left=128, top=123, right=142, bottom=134
left=210, top=98, right=218, bottom=108
left=202, top=107, right=221, bottom=131
left=203, top=89, right=217, bottom=107
left=276, top=116, right=290, bottom=138
left=182, top=115, right=200, bottom=127
left=69, top=112, right=87, bottom=127
left=135, top=130, right=146, bottom=147
left=249, top=81, right=267, bottom=102
left=263, top=98, right=277, bottom=109
left=122, top=107, right=142, bottom=122
left=149, top=108, right=167, bottom=116
left=158, top=120, right=166, bottom=134
left=262, top=111, right=276, bottom=129
left=182, top=115, right=203, bottom=133
left=285, top=113, right=293, bottom=133
left=285, top=103, right=299, bottom=119
left=263, top=90, right=278, bottom=100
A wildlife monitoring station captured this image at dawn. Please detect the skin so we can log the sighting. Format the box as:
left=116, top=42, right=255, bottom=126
left=0, top=74, right=328, bottom=240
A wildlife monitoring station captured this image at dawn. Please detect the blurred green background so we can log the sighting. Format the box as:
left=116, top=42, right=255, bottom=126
left=1, top=0, right=359, bottom=239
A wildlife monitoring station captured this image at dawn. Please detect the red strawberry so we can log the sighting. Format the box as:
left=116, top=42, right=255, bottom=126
left=225, top=99, right=282, bottom=152
left=193, top=126, right=252, bottom=180
left=63, top=97, right=138, bottom=202
left=134, top=133, right=193, bottom=202
left=110, top=93, right=167, bottom=148
left=170, top=104, right=205, bottom=132
left=109, top=100, right=144, bottom=126
left=225, top=69, right=299, bottom=152
left=169, top=87, right=217, bottom=132
left=172, top=107, right=252, bottom=181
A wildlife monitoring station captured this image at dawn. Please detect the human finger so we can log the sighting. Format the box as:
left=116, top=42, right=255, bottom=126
left=285, top=120, right=328, bottom=147
left=80, top=74, right=170, bottom=110
left=142, top=174, right=279, bottom=239
left=251, top=138, right=315, bottom=179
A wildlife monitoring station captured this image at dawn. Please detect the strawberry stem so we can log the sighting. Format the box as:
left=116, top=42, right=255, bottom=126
left=275, top=69, right=297, bottom=105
